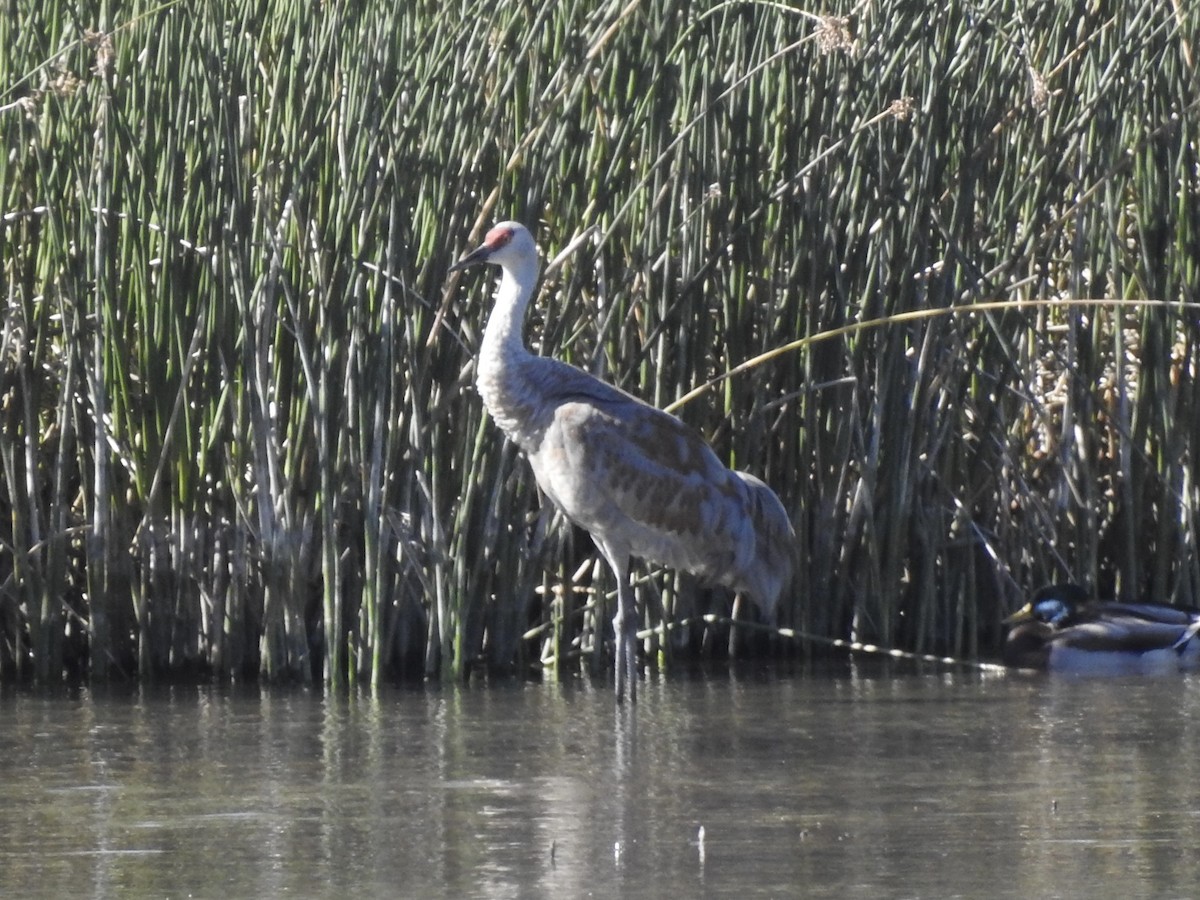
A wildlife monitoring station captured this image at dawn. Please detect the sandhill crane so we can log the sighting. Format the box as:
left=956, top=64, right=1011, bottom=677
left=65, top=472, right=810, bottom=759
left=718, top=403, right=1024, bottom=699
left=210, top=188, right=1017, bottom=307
left=449, top=221, right=796, bottom=701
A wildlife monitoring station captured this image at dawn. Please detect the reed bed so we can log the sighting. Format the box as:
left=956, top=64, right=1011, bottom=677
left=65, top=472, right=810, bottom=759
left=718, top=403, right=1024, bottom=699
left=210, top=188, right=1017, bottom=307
left=1, top=0, right=1198, bottom=683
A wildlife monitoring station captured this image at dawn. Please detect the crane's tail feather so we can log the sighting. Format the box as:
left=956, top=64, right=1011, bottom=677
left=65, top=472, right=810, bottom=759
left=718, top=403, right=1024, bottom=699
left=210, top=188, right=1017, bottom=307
left=735, top=471, right=798, bottom=624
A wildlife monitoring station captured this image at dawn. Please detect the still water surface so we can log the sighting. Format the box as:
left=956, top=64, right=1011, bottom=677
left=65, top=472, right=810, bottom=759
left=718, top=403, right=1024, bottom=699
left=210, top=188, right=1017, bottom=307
left=3, top=661, right=1200, bottom=898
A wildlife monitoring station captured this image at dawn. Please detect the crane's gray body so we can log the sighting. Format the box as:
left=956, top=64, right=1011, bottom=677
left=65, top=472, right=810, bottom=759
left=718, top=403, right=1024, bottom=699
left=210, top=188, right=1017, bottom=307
left=455, top=221, right=796, bottom=700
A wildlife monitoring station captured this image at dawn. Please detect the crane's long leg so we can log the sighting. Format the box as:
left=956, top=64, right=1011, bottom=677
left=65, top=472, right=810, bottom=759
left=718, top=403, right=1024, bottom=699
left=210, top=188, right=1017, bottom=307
left=603, top=550, right=639, bottom=702
left=615, top=576, right=639, bottom=703
left=728, top=594, right=743, bottom=659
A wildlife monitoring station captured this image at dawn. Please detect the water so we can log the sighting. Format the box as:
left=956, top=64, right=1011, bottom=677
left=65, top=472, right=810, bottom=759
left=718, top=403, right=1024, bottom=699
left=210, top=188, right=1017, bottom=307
left=3, top=661, right=1200, bottom=899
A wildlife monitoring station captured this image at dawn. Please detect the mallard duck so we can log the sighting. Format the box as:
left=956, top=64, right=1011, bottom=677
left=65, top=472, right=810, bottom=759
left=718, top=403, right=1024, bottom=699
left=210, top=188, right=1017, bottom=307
left=1003, top=583, right=1200, bottom=673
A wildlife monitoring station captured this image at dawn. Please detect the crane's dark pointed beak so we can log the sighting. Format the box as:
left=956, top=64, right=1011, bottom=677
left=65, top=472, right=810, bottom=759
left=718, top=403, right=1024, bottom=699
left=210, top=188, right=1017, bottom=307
left=448, top=243, right=491, bottom=273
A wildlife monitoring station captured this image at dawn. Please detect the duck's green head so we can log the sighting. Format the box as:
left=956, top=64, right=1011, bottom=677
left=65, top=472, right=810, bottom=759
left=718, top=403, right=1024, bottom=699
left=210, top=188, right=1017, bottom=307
left=1004, top=583, right=1090, bottom=627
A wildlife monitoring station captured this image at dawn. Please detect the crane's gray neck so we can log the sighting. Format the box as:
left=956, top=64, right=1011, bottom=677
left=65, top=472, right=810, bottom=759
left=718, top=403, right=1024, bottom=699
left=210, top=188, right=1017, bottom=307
left=476, top=257, right=546, bottom=450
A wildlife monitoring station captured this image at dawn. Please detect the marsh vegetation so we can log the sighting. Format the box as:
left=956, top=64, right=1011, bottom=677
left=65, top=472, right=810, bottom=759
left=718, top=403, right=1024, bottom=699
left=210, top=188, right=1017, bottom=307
left=2, top=0, right=1198, bottom=684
